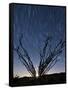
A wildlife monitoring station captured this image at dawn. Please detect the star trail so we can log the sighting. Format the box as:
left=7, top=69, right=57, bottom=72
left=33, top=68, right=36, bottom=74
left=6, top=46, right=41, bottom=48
left=12, top=4, right=66, bottom=77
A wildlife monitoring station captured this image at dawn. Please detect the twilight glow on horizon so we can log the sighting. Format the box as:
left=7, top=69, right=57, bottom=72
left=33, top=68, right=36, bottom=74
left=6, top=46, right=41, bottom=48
left=12, top=4, right=66, bottom=77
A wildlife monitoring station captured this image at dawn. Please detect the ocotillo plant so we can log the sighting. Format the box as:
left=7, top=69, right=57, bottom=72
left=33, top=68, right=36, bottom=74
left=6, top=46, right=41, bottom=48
left=14, top=34, right=65, bottom=77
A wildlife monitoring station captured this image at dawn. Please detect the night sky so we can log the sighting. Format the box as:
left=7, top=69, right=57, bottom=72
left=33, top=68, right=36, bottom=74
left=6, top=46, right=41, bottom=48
left=12, top=4, right=66, bottom=77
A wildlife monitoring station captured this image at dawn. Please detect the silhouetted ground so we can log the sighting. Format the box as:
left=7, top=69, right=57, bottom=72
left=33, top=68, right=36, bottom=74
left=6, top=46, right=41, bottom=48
left=10, top=72, right=66, bottom=87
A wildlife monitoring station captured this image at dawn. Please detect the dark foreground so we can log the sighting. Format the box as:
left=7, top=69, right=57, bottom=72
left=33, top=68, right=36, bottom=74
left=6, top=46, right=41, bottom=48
left=9, top=72, right=66, bottom=87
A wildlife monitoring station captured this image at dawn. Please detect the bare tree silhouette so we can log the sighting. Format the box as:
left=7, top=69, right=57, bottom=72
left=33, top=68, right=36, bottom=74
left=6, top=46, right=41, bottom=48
left=38, top=36, right=65, bottom=76
left=14, top=34, right=36, bottom=77
left=14, top=34, right=65, bottom=77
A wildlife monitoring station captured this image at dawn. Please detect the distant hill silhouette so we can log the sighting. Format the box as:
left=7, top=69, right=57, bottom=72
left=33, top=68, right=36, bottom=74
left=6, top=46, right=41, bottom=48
left=10, top=72, right=66, bottom=86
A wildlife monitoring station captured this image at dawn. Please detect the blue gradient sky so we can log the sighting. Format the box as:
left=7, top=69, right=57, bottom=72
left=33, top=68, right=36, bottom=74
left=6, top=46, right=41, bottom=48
left=12, top=4, right=66, bottom=77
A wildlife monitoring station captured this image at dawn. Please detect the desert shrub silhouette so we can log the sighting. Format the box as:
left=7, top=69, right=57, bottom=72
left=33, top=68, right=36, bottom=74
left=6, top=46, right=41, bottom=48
left=14, top=34, right=65, bottom=77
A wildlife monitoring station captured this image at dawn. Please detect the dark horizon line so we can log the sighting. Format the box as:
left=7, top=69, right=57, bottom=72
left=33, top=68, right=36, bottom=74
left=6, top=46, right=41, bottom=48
left=14, top=72, right=66, bottom=78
